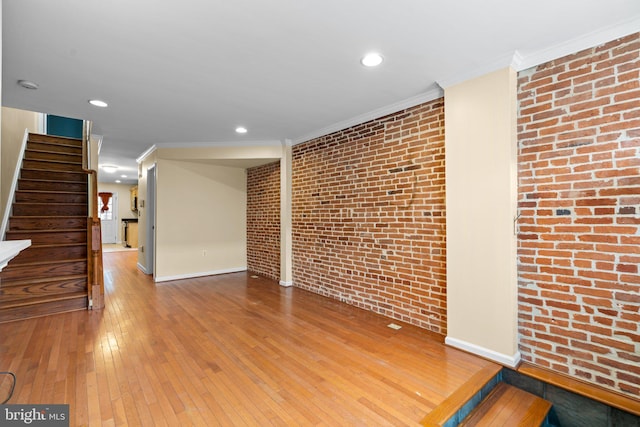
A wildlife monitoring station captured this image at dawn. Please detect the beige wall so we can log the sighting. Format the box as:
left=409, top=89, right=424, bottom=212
left=444, top=67, right=520, bottom=365
left=136, top=151, right=156, bottom=273
left=97, top=183, right=138, bottom=243
left=154, top=159, right=247, bottom=281
left=1, top=107, right=41, bottom=219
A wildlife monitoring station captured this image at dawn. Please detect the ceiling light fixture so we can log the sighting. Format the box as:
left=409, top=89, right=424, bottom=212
left=361, top=52, right=384, bottom=67
left=121, top=175, right=127, bottom=178
left=115, top=180, right=121, bottom=183
left=89, top=99, right=108, bottom=108
left=18, top=80, right=39, bottom=90
left=235, top=127, right=248, bottom=134
left=101, top=164, right=118, bottom=173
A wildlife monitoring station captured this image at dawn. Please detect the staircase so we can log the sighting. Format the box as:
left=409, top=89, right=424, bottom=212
left=0, top=133, right=90, bottom=323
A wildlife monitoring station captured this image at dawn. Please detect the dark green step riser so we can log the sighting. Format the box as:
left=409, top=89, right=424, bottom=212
left=0, top=296, right=87, bottom=323
left=24, top=150, right=82, bottom=163
left=6, top=231, right=86, bottom=245
left=28, top=134, right=82, bottom=147
left=0, top=279, right=87, bottom=301
left=13, top=204, right=87, bottom=216
left=1, top=261, right=87, bottom=281
left=9, top=217, right=87, bottom=231
left=21, top=169, right=87, bottom=182
left=15, top=192, right=87, bottom=204
left=22, top=159, right=83, bottom=172
left=11, top=245, right=87, bottom=264
left=18, top=179, right=87, bottom=192
left=26, top=141, right=82, bottom=155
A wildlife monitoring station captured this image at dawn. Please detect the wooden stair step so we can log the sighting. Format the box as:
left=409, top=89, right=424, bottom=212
left=22, top=158, right=83, bottom=172
left=20, top=168, right=87, bottom=182
left=15, top=189, right=87, bottom=204
left=5, top=229, right=87, bottom=245
left=8, top=216, right=87, bottom=231
left=0, top=292, right=88, bottom=323
left=0, top=259, right=87, bottom=280
left=13, top=202, right=87, bottom=216
left=459, top=383, right=552, bottom=427
left=28, top=133, right=82, bottom=147
left=26, top=140, right=82, bottom=155
left=18, top=178, right=87, bottom=192
left=10, top=243, right=87, bottom=264
left=0, top=275, right=87, bottom=301
left=24, top=149, right=82, bottom=163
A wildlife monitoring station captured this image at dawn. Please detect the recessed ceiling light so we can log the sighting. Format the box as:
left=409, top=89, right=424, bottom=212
left=18, top=80, right=39, bottom=90
left=121, top=175, right=127, bottom=178
left=101, top=164, right=118, bottom=173
left=235, top=127, right=248, bottom=134
left=361, top=52, right=384, bottom=67
left=89, top=99, right=108, bottom=108
left=115, top=180, right=121, bottom=183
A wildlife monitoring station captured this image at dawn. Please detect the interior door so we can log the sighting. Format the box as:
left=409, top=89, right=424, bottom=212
left=99, top=193, right=118, bottom=244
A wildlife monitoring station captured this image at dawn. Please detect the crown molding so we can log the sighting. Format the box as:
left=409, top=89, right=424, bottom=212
left=515, top=15, right=640, bottom=71
left=291, top=86, right=444, bottom=145
left=135, top=140, right=282, bottom=163
left=437, top=50, right=522, bottom=89
left=136, top=144, right=158, bottom=164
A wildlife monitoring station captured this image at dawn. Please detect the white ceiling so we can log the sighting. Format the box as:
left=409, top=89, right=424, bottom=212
left=3, top=1, right=640, bottom=183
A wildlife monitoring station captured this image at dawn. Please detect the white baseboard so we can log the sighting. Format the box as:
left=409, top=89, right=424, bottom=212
left=155, top=267, right=247, bottom=283
left=279, top=280, right=293, bottom=287
left=445, top=336, right=521, bottom=368
left=136, top=262, right=149, bottom=274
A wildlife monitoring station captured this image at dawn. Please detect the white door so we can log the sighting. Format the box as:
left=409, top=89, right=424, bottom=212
left=99, top=193, right=118, bottom=244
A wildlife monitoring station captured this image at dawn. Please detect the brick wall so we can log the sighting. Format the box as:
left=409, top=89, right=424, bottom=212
left=291, top=99, right=447, bottom=334
left=517, top=33, right=640, bottom=397
left=247, top=161, right=281, bottom=281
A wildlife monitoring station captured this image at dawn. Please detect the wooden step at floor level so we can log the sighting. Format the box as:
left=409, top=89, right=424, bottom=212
left=0, top=259, right=87, bottom=281
left=22, top=158, right=83, bottom=172
left=13, top=202, right=87, bottom=217
left=5, top=229, right=87, bottom=245
left=24, top=149, right=83, bottom=163
left=0, top=292, right=88, bottom=323
left=459, top=383, right=552, bottom=427
left=20, top=168, right=87, bottom=182
left=17, top=179, right=87, bottom=193
left=15, top=190, right=87, bottom=204
left=0, top=275, right=87, bottom=302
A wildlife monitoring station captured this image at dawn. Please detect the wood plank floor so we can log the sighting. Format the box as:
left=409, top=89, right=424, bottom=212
left=0, top=251, right=498, bottom=426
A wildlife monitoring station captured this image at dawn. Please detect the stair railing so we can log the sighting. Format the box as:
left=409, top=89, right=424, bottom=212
left=82, top=121, right=104, bottom=309
left=0, top=129, right=30, bottom=241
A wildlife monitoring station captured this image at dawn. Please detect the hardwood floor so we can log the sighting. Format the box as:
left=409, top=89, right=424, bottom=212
left=0, top=251, right=498, bottom=426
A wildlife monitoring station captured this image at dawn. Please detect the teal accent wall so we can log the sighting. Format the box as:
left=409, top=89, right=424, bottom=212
left=47, top=115, right=83, bottom=139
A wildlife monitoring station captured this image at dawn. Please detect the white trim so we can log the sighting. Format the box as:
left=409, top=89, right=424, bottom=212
left=136, top=144, right=158, bottom=164
left=515, top=16, right=640, bottom=71
left=437, top=51, right=521, bottom=89
left=153, top=139, right=282, bottom=149
left=445, top=336, right=521, bottom=368
left=1, top=129, right=30, bottom=239
left=292, top=87, right=444, bottom=145
left=137, top=262, right=148, bottom=274
left=154, top=267, right=247, bottom=283
left=279, top=281, right=293, bottom=287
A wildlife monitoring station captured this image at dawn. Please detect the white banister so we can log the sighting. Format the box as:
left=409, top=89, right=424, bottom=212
left=0, top=129, right=30, bottom=240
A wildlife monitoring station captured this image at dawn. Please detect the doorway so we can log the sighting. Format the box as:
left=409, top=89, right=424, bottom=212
left=146, top=165, right=156, bottom=278
left=99, top=192, right=118, bottom=244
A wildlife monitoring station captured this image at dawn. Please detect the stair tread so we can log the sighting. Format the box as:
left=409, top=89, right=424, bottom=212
left=24, top=157, right=82, bottom=165
left=19, top=178, right=86, bottom=184
left=0, top=274, right=87, bottom=287
left=26, top=148, right=82, bottom=156
left=0, top=292, right=87, bottom=309
left=2, top=258, right=86, bottom=269
left=16, top=190, right=87, bottom=196
left=6, top=228, right=86, bottom=234
left=459, top=383, right=551, bottom=427
left=11, top=215, right=87, bottom=219
left=14, top=202, right=87, bottom=205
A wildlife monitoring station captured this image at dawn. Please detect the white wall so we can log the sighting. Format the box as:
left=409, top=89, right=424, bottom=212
left=444, top=67, right=520, bottom=366
left=155, top=159, right=247, bottom=281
